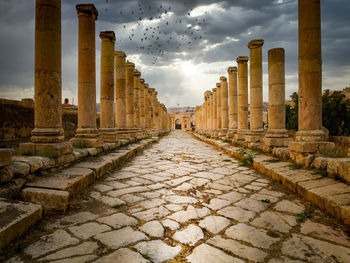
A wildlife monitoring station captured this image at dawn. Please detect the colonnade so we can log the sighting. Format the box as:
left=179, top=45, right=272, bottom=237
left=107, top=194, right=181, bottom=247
left=195, top=0, right=335, bottom=155
left=20, top=1, right=170, bottom=157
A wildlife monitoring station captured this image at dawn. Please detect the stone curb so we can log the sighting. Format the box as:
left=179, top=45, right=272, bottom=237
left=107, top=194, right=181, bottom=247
left=193, top=133, right=350, bottom=226
left=20, top=137, right=160, bottom=214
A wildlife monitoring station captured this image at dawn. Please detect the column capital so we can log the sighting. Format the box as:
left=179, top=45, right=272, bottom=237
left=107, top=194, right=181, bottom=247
left=114, top=50, right=126, bottom=58
left=99, top=31, right=116, bottom=42
left=149, top=88, right=155, bottom=92
left=268, top=47, right=284, bottom=57
left=212, top=87, right=217, bottom=92
left=76, top=4, right=98, bottom=20
left=204, top=90, right=211, bottom=99
left=248, top=39, right=264, bottom=49
left=140, top=78, right=145, bottom=84
left=145, top=83, right=149, bottom=88
left=216, top=83, right=221, bottom=88
left=126, top=61, right=135, bottom=68
left=220, top=76, right=227, bottom=81
left=227, top=66, right=237, bottom=73
left=133, top=69, right=141, bottom=77
left=236, top=56, right=249, bottom=64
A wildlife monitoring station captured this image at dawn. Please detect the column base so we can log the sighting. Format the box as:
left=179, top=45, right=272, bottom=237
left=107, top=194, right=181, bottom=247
left=71, top=128, right=103, bottom=148
left=295, top=130, right=326, bottom=141
left=99, top=128, right=119, bottom=143
left=219, top=129, right=228, bottom=139
left=19, top=141, right=73, bottom=157
left=226, top=129, right=237, bottom=139
left=30, top=128, right=64, bottom=143
left=245, top=128, right=264, bottom=142
left=263, top=137, right=292, bottom=147
left=234, top=129, right=248, bottom=141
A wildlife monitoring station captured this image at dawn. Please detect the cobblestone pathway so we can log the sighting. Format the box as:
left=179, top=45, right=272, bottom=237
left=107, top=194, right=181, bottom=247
left=5, top=131, right=350, bottom=263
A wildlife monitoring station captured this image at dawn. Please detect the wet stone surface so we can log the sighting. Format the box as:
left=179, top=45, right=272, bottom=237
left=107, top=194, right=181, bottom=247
left=2, top=131, right=350, bottom=262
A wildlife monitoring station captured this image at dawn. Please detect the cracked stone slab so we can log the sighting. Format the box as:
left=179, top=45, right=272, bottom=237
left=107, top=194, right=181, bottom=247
left=225, top=223, right=280, bottom=249
left=120, top=193, right=145, bottom=203
left=24, top=230, right=79, bottom=258
left=139, top=198, right=166, bottom=209
left=235, top=198, right=268, bottom=213
left=218, top=206, right=256, bottom=222
left=187, top=243, right=244, bottom=263
left=218, top=191, right=245, bottom=203
left=208, top=235, right=268, bottom=263
left=204, top=198, right=231, bottom=210
left=39, top=241, right=98, bottom=261
left=161, top=219, right=180, bottom=230
left=192, top=171, right=224, bottom=181
left=273, top=200, right=305, bottom=214
left=97, top=213, right=138, bottom=229
left=94, top=226, right=148, bottom=249
left=107, top=186, right=149, bottom=197
left=69, top=222, right=111, bottom=240
left=173, top=224, right=204, bottom=245
left=168, top=205, right=210, bottom=223
left=98, top=196, right=125, bottom=207
left=50, top=255, right=97, bottom=263
left=164, top=204, right=183, bottom=212
left=164, top=195, right=198, bottom=204
left=133, top=206, right=170, bottom=221
left=134, top=240, right=181, bottom=263
left=198, top=216, right=230, bottom=234
left=94, top=248, right=150, bottom=263
left=139, top=221, right=164, bottom=238
left=251, top=211, right=297, bottom=233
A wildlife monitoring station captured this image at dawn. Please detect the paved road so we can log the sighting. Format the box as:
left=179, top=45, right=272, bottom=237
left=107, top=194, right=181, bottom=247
left=5, top=131, right=350, bottom=263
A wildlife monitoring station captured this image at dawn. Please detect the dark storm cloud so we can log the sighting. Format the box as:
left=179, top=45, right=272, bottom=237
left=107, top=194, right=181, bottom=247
left=0, top=0, right=349, bottom=106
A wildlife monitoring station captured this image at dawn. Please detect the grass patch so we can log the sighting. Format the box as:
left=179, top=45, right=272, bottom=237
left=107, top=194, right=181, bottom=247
left=264, top=158, right=280, bottom=163
left=296, top=210, right=312, bottom=222
left=240, top=153, right=254, bottom=166
left=73, top=139, right=88, bottom=149
left=313, top=169, right=328, bottom=177
left=236, top=149, right=247, bottom=155
left=261, top=199, right=271, bottom=203
left=142, top=253, right=150, bottom=260
left=112, top=203, right=124, bottom=209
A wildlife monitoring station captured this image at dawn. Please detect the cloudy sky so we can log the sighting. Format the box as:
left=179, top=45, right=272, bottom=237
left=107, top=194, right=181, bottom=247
left=0, top=0, right=349, bottom=108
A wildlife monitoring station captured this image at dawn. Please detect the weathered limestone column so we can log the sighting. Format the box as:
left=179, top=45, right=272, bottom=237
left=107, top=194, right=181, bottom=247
left=234, top=56, right=249, bottom=141
left=228, top=67, right=238, bottom=137
left=206, top=91, right=212, bottom=133
left=133, top=69, right=141, bottom=129
left=71, top=4, right=102, bottom=148
left=20, top=0, right=73, bottom=156
left=209, top=92, right=214, bottom=134
left=263, top=48, right=291, bottom=148
left=115, top=51, right=126, bottom=131
left=140, top=78, right=146, bottom=129
left=99, top=31, right=117, bottom=142
left=220, top=76, right=229, bottom=137
left=289, top=0, right=334, bottom=163
left=246, top=39, right=264, bottom=143
left=216, top=83, right=222, bottom=136
left=125, top=61, right=136, bottom=137
left=148, top=88, right=156, bottom=132
left=203, top=94, right=208, bottom=133
left=146, top=86, right=152, bottom=131
left=212, top=88, right=218, bottom=134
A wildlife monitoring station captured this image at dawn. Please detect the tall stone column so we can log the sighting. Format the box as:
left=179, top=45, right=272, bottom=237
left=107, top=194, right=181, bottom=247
left=209, top=92, right=214, bottom=133
left=133, top=69, right=141, bottom=129
left=71, top=4, right=102, bottom=148
left=246, top=39, right=264, bottom=143
left=125, top=61, right=135, bottom=137
left=228, top=67, right=238, bottom=137
left=146, top=86, right=152, bottom=131
left=204, top=91, right=211, bottom=133
left=234, top=56, right=249, bottom=141
left=212, top=88, right=218, bottom=133
left=99, top=31, right=117, bottom=142
left=140, top=78, right=146, bottom=129
left=115, top=51, right=126, bottom=130
left=20, top=0, right=73, bottom=156
left=263, top=48, right=291, bottom=148
left=220, top=76, right=229, bottom=137
left=216, top=83, right=222, bottom=136
left=289, top=0, right=334, bottom=163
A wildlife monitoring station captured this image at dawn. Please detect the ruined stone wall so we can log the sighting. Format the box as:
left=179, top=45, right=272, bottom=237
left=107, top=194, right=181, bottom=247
left=329, top=136, right=350, bottom=153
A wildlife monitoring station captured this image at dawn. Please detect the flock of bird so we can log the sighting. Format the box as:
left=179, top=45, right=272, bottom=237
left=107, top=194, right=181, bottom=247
left=102, top=0, right=209, bottom=64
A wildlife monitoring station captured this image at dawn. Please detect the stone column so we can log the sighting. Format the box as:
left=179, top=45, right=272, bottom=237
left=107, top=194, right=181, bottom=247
left=140, top=78, right=146, bottom=130
left=133, top=69, right=141, bottom=129
left=263, top=48, right=291, bottom=147
left=204, top=91, right=211, bottom=133
left=210, top=92, right=214, bottom=134
left=99, top=31, right=117, bottom=142
left=246, top=39, right=264, bottom=143
left=289, top=0, right=334, bottom=163
left=212, top=88, right=218, bottom=134
left=228, top=67, right=238, bottom=137
left=234, top=56, right=249, bottom=141
left=20, top=0, right=73, bottom=156
left=146, top=86, right=152, bottom=131
left=71, top=4, right=102, bottom=148
left=216, top=83, right=222, bottom=136
left=115, top=51, right=126, bottom=132
left=125, top=61, right=135, bottom=137
left=220, top=76, right=229, bottom=137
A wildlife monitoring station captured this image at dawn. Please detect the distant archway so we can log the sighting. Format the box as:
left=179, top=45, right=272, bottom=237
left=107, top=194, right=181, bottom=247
left=175, top=119, right=182, bottom=129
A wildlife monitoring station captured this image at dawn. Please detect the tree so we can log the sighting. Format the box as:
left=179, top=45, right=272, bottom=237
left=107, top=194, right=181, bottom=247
left=285, top=92, right=298, bottom=130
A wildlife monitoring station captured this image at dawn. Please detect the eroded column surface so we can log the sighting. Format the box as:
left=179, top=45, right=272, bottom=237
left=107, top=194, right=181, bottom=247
left=133, top=69, right=141, bottom=129
left=140, top=78, right=146, bottom=129
left=212, top=88, right=218, bottom=132
left=115, top=51, right=126, bottom=130
left=228, top=67, right=238, bottom=135
left=246, top=39, right=264, bottom=142
left=220, top=76, right=229, bottom=136
left=234, top=56, right=249, bottom=141
left=125, top=61, right=135, bottom=130
left=99, top=31, right=116, bottom=142
left=296, top=0, right=324, bottom=141
left=210, top=92, right=214, bottom=132
left=216, top=83, right=222, bottom=135
left=264, top=48, right=290, bottom=147
left=71, top=4, right=102, bottom=148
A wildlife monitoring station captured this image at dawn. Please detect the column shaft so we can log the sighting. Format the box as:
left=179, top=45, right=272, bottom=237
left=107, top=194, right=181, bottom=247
left=216, top=83, right=221, bottom=130
left=236, top=56, right=249, bottom=136
left=220, top=77, right=229, bottom=130
left=115, top=51, right=126, bottom=128
left=133, top=70, right=141, bottom=128
left=228, top=67, right=238, bottom=130
left=125, top=62, right=135, bottom=128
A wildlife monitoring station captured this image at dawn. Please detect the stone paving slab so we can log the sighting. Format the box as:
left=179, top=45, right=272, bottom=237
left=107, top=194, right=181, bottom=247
left=2, top=131, right=350, bottom=263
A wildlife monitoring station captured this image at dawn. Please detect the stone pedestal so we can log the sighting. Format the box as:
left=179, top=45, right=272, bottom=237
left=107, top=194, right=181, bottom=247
left=235, top=56, right=249, bottom=141
left=71, top=4, right=103, bottom=148
left=99, top=31, right=117, bottom=143
left=228, top=66, right=238, bottom=137
left=246, top=39, right=264, bottom=142
left=20, top=0, right=72, bottom=157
